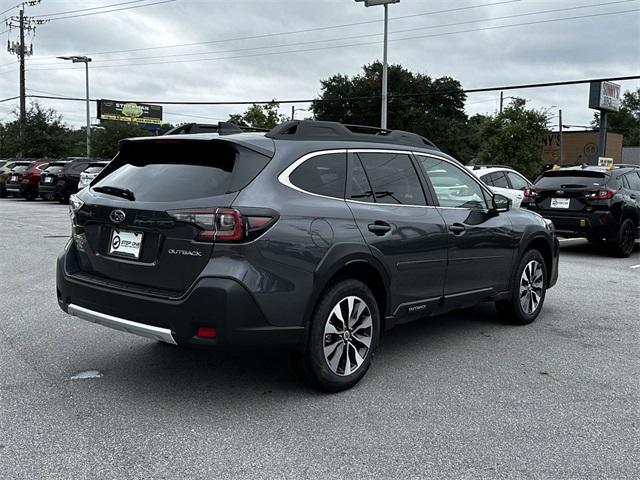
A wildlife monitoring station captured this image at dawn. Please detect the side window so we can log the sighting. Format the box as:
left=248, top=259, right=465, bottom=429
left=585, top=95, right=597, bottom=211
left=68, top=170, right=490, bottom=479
left=357, top=152, right=426, bottom=206
left=349, top=156, right=375, bottom=203
left=620, top=175, right=630, bottom=189
left=506, top=171, right=530, bottom=190
left=417, top=156, right=488, bottom=210
left=626, top=172, right=640, bottom=191
left=289, top=153, right=346, bottom=198
left=480, top=173, right=493, bottom=186
left=487, top=171, right=510, bottom=188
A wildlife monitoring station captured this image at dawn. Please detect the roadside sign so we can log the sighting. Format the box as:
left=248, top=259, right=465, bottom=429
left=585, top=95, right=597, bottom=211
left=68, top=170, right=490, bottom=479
left=589, top=81, right=621, bottom=112
left=97, top=99, right=163, bottom=125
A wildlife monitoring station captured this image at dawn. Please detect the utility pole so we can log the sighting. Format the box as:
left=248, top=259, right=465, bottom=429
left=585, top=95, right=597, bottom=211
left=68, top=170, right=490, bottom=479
left=598, top=111, right=608, bottom=158
left=6, top=1, right=45, bottom=157
left=18, top=7, right=26, bottom=143
left=558, top=109, right=564, bottom=165
left=499, top=91, right=503, bottom=114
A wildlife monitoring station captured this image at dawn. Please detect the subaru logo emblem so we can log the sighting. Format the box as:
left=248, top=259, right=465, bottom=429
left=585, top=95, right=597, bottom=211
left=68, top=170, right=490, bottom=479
left=555, top=190, right=564, bottom=195
left=110, top=209, right=126, bottom=223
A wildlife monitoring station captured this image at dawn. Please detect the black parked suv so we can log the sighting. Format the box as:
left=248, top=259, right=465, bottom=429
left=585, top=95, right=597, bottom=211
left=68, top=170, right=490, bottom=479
left=521, top=164, right=640, bottom=257
left=41, top=158, right=102, bottom=203
left=56, top=121, right=559, bottom=391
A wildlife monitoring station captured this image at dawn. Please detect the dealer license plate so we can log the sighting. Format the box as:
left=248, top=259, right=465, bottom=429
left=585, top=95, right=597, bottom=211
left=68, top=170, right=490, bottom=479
left=44, top=176, right=53, bottom=183
left=550, top=198, right=570, bottom=209
left=10, top=175, right=17, bottom=182
left=109, top=229, right=143, bottom=259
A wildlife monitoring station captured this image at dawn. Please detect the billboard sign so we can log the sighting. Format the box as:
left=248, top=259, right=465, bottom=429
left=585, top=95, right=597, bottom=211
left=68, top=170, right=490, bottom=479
left=97, top=100, right=163, bottom=125
left=588, top=81, right=621, bottom=112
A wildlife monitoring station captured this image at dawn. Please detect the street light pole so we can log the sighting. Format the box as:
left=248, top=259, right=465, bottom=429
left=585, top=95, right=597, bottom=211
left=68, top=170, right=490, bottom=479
left=381, top=3, right=389, bottom=129
left=58, top=55, right=92, bottom=158
left=355, top=0, right=399, bottom=129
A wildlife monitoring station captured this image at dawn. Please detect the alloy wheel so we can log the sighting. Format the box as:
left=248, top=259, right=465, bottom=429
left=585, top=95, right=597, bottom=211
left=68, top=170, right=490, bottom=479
left=323, top=296, right=373, bottom=376
left=519, top=260, right=544, bottom=315
left=621, top=222, right=634, bottom=256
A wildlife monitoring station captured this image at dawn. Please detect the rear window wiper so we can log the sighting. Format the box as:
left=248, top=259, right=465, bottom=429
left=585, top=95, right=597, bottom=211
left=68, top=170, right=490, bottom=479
left=93, top=185, right=135, bottom=201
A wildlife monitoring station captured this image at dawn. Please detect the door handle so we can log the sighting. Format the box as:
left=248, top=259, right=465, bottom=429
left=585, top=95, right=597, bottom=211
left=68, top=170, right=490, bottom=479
left=448, top=223, right=466, bottom=235
left=368, top=222, right=391, bottom=235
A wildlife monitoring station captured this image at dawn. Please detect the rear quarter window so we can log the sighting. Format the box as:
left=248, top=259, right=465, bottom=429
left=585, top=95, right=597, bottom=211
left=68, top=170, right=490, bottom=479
left=289, top=153, right=346, bottom=198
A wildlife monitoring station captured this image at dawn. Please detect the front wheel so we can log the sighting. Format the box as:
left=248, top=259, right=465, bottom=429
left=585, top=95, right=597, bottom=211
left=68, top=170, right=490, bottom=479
left=295, top=279, right=380, bottom=392
left=496, top=250, right=547, bottom=325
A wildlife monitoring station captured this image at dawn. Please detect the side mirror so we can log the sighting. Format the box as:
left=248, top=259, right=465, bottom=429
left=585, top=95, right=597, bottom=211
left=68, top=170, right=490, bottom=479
left=492, top=193, right=512, bottom=212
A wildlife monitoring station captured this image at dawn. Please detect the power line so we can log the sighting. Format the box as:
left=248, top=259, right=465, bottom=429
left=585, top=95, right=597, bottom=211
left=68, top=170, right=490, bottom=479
left=42, top=0, right=176, bottom=22
left=2, top=75, right=637, bottom=105
left=23, top=7, right=640, bottom=72
left=25, top=0, right=523, bottom=60
left=31, top=0, right=145, bottom=18
left=21, top=0, right=639, bottom=68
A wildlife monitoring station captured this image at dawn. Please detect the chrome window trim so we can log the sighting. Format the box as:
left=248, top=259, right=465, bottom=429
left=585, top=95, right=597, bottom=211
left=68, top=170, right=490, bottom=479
left=278, top=148, right=495, bottom=211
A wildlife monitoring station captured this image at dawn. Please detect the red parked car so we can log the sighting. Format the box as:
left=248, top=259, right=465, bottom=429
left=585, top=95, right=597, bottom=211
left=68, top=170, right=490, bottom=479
left=5, top=160, right=49, bottom=200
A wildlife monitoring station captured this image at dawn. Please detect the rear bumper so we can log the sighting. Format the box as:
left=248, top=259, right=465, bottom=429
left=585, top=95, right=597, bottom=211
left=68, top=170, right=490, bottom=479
left=6, top=183, right=21, bottom=193
left=527, top=209, right=619, bottom=241
left=56, top=246, right=305, bottom=348
left=38, top=183, right=60, bottom=195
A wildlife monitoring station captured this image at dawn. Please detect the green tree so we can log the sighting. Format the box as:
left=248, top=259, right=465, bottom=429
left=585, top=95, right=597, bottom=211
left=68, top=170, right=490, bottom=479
left=476, top=98, right=549, bottom=178
left=228, top=101, right=286, bottom=129
left=593, top=88, right=640, bottom=146
left=311, top=62, right=473, bottom=161
left=90, top=121, right=152, bottom=159
left=0, top=102, right=74, bottom=158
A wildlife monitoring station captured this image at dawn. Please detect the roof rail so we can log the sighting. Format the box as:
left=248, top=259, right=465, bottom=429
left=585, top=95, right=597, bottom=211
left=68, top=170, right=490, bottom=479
left=471, top=164, right=513, bottom=170
left=613, top=163, right=640, bottom=169
left=163, top=122, right=268, bottom=136
left=265, top=120, right=438, bottom=150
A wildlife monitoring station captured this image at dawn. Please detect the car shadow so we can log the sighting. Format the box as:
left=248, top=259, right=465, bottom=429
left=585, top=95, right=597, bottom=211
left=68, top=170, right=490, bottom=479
left=86, top=302, right=507, bottom=401
left=559, top=239, right=639, bottom=257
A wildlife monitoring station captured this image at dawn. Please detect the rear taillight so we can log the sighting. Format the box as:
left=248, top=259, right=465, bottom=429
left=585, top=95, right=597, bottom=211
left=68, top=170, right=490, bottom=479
left=167, top=207, right=276, bottom=243
left=523, top=187, right=537, bottom=198
left=57, top=173, right=65, bottom=178
left=585, top=188, right=615, bottom=200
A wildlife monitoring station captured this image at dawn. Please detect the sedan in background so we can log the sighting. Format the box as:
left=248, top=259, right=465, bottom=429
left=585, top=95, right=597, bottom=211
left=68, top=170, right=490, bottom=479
left=467, top=165, right=533, bottom=207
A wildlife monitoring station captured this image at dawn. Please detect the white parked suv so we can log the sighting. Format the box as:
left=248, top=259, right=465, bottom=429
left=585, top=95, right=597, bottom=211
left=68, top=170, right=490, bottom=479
left=466, top=165, right=532, bottom=207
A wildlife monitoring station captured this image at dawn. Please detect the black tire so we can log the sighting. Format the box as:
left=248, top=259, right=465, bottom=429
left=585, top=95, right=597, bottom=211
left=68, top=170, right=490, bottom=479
left=496, top=249, right=547, bottom=325
left=294, top=279, right=380, bottom=392
left=613, top=218, right=635, bottom=258
left=25, top=192, right=37, bottom=201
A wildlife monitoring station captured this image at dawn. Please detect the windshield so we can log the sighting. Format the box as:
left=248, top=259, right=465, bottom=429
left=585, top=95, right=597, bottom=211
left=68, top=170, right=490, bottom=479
left=12, top=165, right=29, bottom=173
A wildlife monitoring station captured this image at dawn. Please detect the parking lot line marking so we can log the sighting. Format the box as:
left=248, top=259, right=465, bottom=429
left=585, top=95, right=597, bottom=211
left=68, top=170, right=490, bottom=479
left=631, top=265, right=640, bottom=269
left=558, top=238, right=584, bottom=242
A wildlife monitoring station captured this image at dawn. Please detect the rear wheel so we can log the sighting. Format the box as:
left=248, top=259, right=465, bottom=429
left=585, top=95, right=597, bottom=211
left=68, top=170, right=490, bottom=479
left=497, top=249, right=547, bottom=325
left=295, top=279, right=380, bottom=392
left=613, top=219, right=635, bottom=258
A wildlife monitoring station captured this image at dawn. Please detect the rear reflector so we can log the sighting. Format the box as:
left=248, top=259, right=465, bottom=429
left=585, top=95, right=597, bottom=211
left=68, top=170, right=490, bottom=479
left=197, top=327, right=217, bottom=338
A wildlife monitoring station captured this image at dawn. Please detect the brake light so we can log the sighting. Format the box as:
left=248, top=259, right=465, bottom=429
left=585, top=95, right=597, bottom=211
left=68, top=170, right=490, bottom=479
left=167, top=208, right=276, bottom=243
left=57, top=173, right=65, bottom=178
left=585, top=188, right=615, bottom=200
left=523, top=187, right=537, bottom=198
left=196, top=326, right=217, bottom=338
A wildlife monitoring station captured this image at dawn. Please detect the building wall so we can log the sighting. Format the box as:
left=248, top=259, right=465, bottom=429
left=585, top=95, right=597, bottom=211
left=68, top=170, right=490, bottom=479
left=541, top=131, right=624, bottom=165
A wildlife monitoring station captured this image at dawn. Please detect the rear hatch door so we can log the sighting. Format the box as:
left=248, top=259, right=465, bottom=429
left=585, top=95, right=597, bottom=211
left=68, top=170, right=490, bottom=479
left=531, top=170, right=609, bottom=212
left=73, top=138, right=271, bottom=293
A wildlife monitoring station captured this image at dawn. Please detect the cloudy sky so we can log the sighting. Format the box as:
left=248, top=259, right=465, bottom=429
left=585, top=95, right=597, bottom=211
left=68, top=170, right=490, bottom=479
left=0, top=0, right=638, bottom=134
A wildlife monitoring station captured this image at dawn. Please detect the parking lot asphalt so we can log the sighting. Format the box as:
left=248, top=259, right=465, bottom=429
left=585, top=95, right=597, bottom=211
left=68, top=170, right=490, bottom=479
left=1, top=197, right=639, bottom=480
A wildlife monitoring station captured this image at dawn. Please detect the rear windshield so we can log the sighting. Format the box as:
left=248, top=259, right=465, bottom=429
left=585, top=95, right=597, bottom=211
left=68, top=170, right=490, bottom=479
left=83, top=166, right=105, bottom=174
left=535, top=171, right=608, bottom=189
left=93, top=140, right=268, bottom=202
left=46, top=165, right=65, bottom=173
left=12, top=165, right=29, bottom=173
